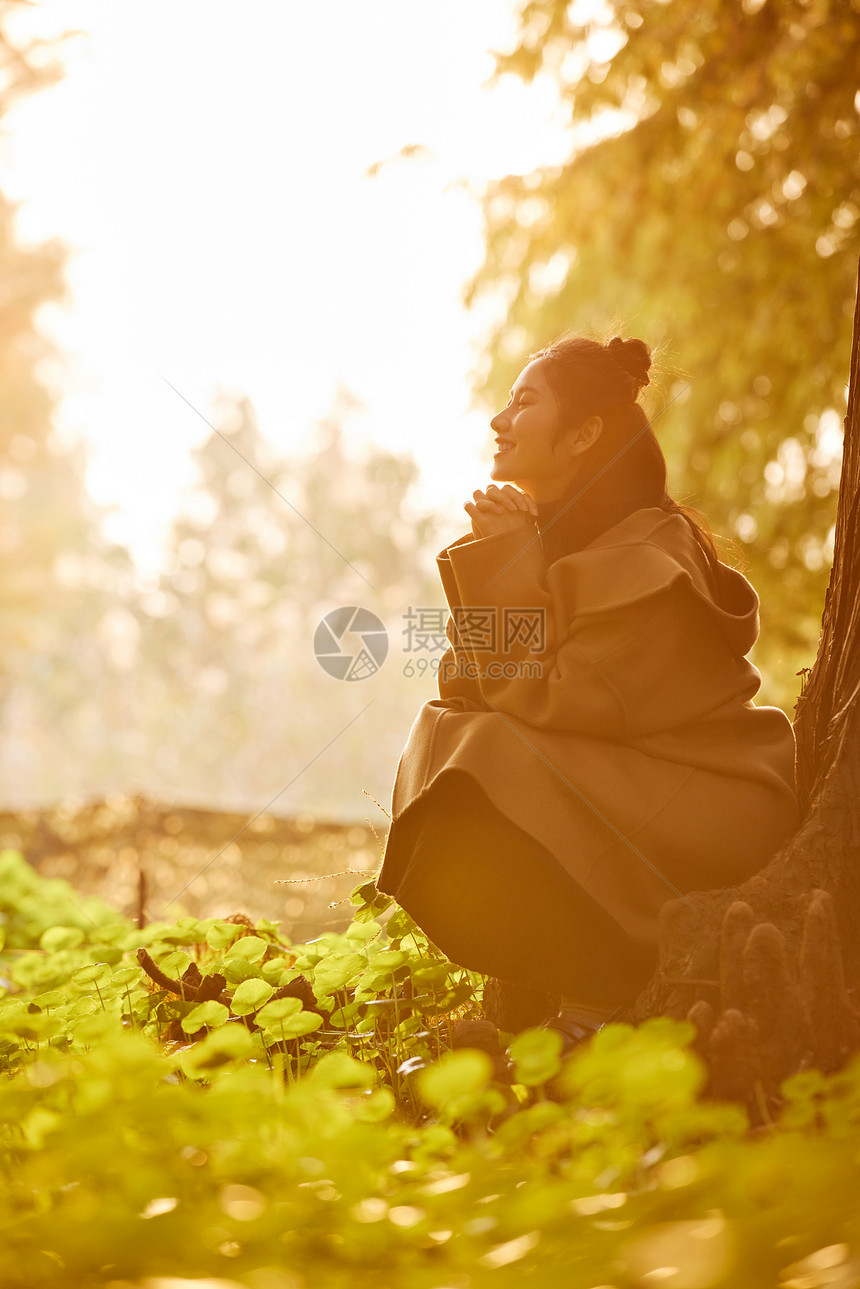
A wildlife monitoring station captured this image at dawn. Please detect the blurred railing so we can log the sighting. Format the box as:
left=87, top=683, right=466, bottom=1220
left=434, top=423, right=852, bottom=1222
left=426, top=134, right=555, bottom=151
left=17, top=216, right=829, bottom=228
left=0, top=793, right=385, bottom=939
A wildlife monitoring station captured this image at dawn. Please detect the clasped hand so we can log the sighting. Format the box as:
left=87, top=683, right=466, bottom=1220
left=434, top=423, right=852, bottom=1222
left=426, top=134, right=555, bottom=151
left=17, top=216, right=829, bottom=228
left=464, top=484, right=538, bottom=540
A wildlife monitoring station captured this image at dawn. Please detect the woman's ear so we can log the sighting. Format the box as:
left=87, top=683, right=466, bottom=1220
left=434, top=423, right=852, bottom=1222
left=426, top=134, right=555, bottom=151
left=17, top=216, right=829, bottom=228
left=567, top=415, right=603, bottom=458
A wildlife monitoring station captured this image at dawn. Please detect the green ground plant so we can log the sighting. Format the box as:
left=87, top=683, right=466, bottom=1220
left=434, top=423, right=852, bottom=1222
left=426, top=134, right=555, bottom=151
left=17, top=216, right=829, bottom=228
left=2, top=845, right=860, bottom=1288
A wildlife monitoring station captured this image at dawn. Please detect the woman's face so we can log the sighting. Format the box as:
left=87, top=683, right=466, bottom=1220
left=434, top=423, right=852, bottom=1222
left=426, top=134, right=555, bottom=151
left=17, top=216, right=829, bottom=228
left=490, top=357, right=583, bottom=501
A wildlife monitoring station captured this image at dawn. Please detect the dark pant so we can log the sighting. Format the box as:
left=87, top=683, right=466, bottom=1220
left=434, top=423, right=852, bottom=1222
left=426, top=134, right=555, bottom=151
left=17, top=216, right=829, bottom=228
left=379, top=771, right=658, bottom=1014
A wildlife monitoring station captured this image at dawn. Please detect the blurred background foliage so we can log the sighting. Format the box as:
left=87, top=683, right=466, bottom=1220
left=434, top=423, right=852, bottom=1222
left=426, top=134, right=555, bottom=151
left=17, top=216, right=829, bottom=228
left=131, top=390, right=440, bottom=813
left=0, top=3, right=443, bottom=835
left=0, top=0, right=856, bottom=877
left=0, top=9, right=143, bottom=805
left=470, top=0, right=858, bottom=708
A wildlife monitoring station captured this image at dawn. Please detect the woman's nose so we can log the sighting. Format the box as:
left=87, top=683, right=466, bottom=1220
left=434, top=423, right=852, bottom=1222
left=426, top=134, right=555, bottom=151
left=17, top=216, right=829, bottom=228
left=490, top=409, right=508, bottom=432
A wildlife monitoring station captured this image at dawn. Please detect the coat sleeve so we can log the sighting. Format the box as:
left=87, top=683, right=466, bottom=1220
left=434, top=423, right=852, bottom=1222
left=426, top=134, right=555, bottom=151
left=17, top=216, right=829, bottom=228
left=444, top=525, right=722, bottom=739
left=434, top=533, right=488, bottom=706
left=439, top=525, right=622, bottom=735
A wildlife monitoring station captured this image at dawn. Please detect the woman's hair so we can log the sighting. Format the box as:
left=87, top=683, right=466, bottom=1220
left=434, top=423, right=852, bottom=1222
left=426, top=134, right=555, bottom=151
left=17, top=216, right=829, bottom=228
left=530, top=333, right=723, bottom=577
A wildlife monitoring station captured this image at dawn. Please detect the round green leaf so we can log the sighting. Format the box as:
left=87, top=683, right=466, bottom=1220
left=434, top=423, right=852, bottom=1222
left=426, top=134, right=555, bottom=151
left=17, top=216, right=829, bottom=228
left=230, top=979, right=274, bottom=1016
left=508, top=1027, right=563, bottom=1088
left=223, top=957, right=260, bottom=985
left=226, top=935, right=268, bottom=963
left=71, top=963, right=112, bottom=988
left=344, top=921, right=382, bottom=944
left=278, top=1011, right=323, bottom=1039
left=30, top=990, right=66, bottom=1011
left=39, top=927, right=85, bottom=951
left=159, top=948, right=191, bottom=971
left=311, top=1051, right=375, bottom=1088
left=206, top=922, right=244, bottom=950
left=65, top=997, right=100, bottom=1020
left=261, top=958, right=299, bottom=986
left=255, top=997, right=302, bottom=1028
left=181, top=1000, right=230, bottom=1034
left=355, top=1087, right=396, bottom=1121
left=312, top=952, right=366, bottom=996
left=418, top=1049, right=492, bottom=1109
left=369, top=948, right=409, bottom=971
left=180, top=1023, right=256, bottom=1076
left=96, top=947, right=124, bottom=965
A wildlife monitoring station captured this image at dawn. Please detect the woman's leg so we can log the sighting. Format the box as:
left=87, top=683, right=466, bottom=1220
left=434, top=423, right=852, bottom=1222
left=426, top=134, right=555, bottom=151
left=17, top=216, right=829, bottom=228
left=388, top=771, right=657, bottom=1014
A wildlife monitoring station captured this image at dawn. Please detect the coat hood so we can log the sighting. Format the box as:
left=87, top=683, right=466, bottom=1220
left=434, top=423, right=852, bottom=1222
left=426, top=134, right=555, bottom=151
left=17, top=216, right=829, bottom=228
left=543, top=506, right=760, bottom=658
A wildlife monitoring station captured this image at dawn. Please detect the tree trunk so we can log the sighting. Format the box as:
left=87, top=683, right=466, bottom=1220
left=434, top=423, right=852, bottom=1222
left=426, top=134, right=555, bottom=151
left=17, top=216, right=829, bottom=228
left=634, top=259, right=860, bottom=1120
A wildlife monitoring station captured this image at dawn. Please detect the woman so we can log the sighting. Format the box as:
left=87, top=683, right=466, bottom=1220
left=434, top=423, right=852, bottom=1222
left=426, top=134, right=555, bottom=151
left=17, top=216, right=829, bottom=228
left=376, top=334, right=799, bottom=1045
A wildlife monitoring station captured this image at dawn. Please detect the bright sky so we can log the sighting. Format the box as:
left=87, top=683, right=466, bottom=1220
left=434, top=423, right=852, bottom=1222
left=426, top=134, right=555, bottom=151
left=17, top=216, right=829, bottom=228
left=2, top=0, right=574, bottom=577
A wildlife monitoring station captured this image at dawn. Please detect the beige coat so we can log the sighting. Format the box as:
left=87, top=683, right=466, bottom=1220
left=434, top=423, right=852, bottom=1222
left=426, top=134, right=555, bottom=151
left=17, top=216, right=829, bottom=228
left=382, top=507, right=799, bottom=947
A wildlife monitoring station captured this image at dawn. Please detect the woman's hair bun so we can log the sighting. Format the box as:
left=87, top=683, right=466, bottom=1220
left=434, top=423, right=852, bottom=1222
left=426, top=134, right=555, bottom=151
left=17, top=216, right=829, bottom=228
left=608, top=336, right=651, bottom=391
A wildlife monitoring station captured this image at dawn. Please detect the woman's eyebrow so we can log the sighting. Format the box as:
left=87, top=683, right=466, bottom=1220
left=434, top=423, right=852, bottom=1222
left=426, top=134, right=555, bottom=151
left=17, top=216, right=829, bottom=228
left=510, top=384, right=540, bottom=397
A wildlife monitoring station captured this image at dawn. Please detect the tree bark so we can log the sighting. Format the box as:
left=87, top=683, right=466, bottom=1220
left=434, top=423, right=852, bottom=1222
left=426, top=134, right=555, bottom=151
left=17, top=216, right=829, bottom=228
left=634, top=258, right=860, bottom=1120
